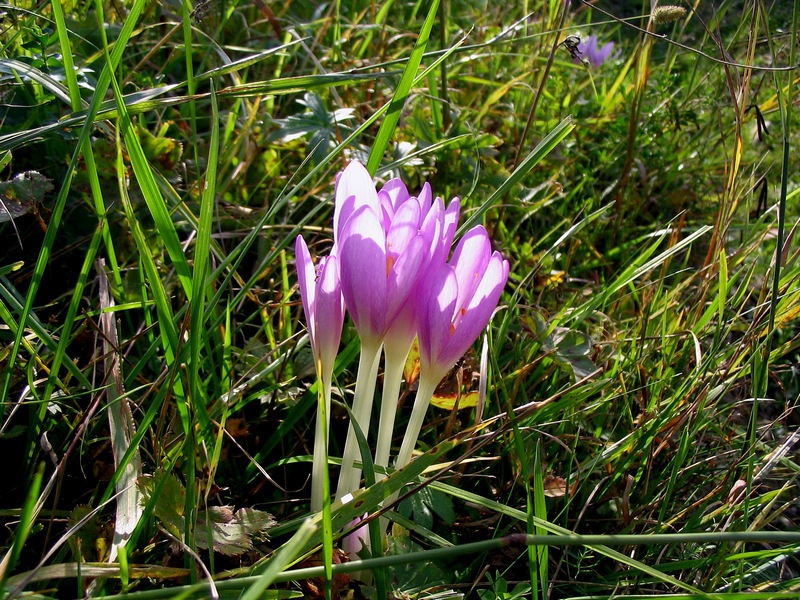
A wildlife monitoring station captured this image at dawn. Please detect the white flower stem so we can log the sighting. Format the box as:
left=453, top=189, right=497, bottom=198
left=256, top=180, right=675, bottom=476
left=374, top=338, right=413, bottom=482
left=335, top=339, right=382, bottom=501
left=310, top=362, right=333, bottom=513
left=395, top=370, right=440, bottom=472
left=383, top=370, right=440, bottom=511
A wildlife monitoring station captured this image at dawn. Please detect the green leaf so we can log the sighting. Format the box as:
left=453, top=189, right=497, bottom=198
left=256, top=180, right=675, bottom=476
left=399, top=490, right=433, bottom=530
left=137, top=473, right=186, bottom=539
left=429, top=488, right=455, bottom=526
left=272, top=92, right=355, bottom=165
left=386, top=535, right=450, bottom=594
left=138, top=474, right=275, bottom=557
left=67, top=506, right=110, bottom=562
left=137, top=123, right=183, bottom=173
left=0, top=171, right=53, bottom=222
left=0, top=58, right=75, bottom=107
left=366, top=0, right=440, bottom=175
left=399, top=487, right=455, bottom=529
left=546, top=327, right=597, bottom=380
left=196, top=507, right=276, bottom=556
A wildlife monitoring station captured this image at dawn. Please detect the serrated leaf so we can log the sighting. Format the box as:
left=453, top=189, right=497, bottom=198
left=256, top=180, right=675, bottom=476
left=196, top=506, right=276, bottom=556
left=386, top=535, right=450, bottom=594
left=272, top=92, right=355, bottom=165
left=138, top=474, right=275, bottom=556
left=0, top=424, right=26, bottom=439
left=399, top=488, right=433, bottom=530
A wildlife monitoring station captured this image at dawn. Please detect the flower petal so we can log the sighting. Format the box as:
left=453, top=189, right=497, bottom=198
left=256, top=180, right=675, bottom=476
left=443, top=252, right=508, bottom=365
left=385, top=234, right=425, bottom=323
left=418, top=264, right=459, bottom=381
left=384, top=293, right=419, bottom=352
left=342, top=515, right=368, bottom=558
left=295, top=235, right=317, bottom=343
left=420, top=197, right=444, bottom=265
left=379, top=178, right=410, bottom=217
left=339, top=205, right=388, bottom=343
left=386, top=198, right=422, bottom=259
left=417, top=182, right=433, bottom=215
left=449, top=225, right=491, bottom=315
left=438, top=198, right=461, bottom=263
left=334, top=161, right=380, bottom=242
left=314, top=254, right=344, bottom=368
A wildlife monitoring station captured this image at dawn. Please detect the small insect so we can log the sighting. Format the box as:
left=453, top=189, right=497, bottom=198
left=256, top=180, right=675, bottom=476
left=190, top=0, right=219, bottom=22
left=560, top=35, right=583, bottom=63
left=192, top=0, right=282, bottom=37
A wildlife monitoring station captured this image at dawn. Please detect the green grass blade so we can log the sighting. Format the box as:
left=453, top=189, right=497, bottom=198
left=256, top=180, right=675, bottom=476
left=457, top=115, right=575, bottom=236
left=366, top=0, right=440, bottom=175
left=0, top=462, right=44, bottom=587
left=105, top=97, right=193, bottom=301
left=241, top=519, right=318, bottom=600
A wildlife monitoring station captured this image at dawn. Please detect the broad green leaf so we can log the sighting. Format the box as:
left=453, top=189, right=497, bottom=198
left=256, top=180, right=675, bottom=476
left=196, top=507, right=276, bottom=556
left=0, top=172, right=53, bottom=222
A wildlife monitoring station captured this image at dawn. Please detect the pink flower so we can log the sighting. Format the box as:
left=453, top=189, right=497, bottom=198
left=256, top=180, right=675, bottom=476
left=418, top=225, right=509, bottom=387
left=333, top=161, right=438, bottom=501
left=384, top=193, right=461, bottom=349
left=393, top=224, right=508, bottom=472
left=341, top=514, right=369, bottom=559
left=334, top=161, right=429, bottom=348
left=295, top=235, right=345, bottom=376
left=296, top=234, right=345, bottom=512
left=333, top=161, right=381, bottom=245
left=370, top=179, right=461, bottom=481
left=573, top=34, right=617, bottom=68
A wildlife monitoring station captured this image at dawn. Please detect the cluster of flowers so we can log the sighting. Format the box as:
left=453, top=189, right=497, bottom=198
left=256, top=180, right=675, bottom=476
left=295, top=161, right=509, bottom=514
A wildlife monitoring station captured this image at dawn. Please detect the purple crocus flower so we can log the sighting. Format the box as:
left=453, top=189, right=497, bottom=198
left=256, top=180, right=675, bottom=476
left=296, top=235, right=345, bottom=512
left=574, top=34, right=617, bottom=68
left=333, top=161, right=439, bottom=501
left=380, top=191, right=461, bottom=355
left=417, top=225, right=509, bottom=387
left=334, top=162, right=427, bottom=349
left=374, top=191, right=461, bottom=479
left=295, top=236, right=345, bottom=375
left=394, top=225, right=509, bottom=471
left=342, top=514, right=368, bottom=559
